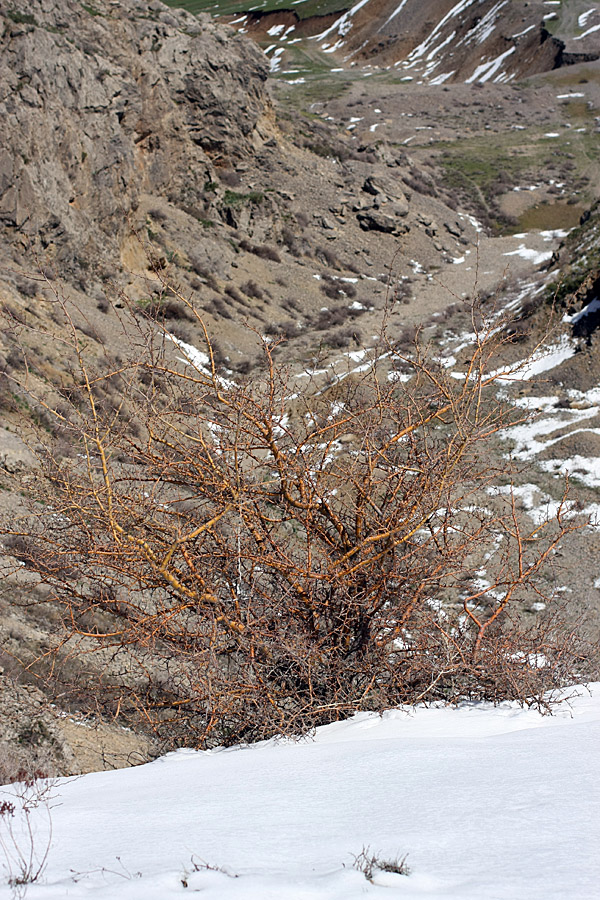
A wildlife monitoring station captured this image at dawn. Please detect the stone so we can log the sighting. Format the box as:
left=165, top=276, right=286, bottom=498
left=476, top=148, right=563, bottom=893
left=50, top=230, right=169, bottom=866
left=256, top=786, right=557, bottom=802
left=0, top=428, right=35, bottom=473
left=361, top=174, right=408, bottom=214
left=444, top=220, right=464, bottom=238
left=357, top=210, right=410, bottom=236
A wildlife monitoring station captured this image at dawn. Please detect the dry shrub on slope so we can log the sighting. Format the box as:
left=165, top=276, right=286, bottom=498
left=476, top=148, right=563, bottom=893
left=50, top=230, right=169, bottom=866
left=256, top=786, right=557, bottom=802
left=0, top=285, right=592, bottom=748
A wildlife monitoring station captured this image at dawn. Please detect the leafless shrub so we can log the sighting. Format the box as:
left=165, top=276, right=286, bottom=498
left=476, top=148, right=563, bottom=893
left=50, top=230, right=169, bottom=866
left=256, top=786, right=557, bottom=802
left=0, top=373, right=14, bottom=411
left=148, top=208, right=168, bottom=222
left=264, top=320, right=300, bottom=339
left=4, top=348, right=26, bottom=373
left=241, top=280, right=264, bottom=300
left=2, top=304, right=28, bottom=328
left=189, top=260, right=219, bottom=293
left=224, top=284, right=248, bottom=307
left=344, top=260, right=361, bottom=275
left=15, top=281, right=37, bottom=300
left=281, top=226, right=301, bottom=257
left=0, top=288, right=592, bottom=750
left=320, top=281, right=344, bottom=301
left=77, top=320, right=105, bottom=343
left=326, top=326, right=362, bottom=348
left=395, top=326, right=418, bottom=350
left=181, top=855, right=238, bottom=887
left=313, top=305, right=351, bottom=329
left=393, top=281, right=412, bottom=304
left=230, top=358, right=254, bottom=376
left=403, top=171, right=435, bottom=196
left=135, top=294, right=193, bottom=322
left=207, top=297, right=232, bottom=320
left=315, top=246, right=341, bottom=269
left=304, top=138, right=352, bottom=163
left=208, top=340, right=229, bottom=370
left=238, top=240, right=281, bottom=263
left=0, top=744, right=55, bottom=789
left=167, top=322, right=194, bottom=344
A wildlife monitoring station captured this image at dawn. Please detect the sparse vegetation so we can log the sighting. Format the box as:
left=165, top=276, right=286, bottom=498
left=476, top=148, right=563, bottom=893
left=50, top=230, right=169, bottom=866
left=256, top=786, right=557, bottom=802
left=0, top=774, right=54, bottom=896
left=241, top=279, right=264, bottom=300
left=238, top=239, right=281, bottom=262
left=1, top=0, right=600, bottom=791
left=6, top=10, right=38, bottom=26
left=223, top=190, right=265, bottom=208
left=352, top=847, right=410, bottom=882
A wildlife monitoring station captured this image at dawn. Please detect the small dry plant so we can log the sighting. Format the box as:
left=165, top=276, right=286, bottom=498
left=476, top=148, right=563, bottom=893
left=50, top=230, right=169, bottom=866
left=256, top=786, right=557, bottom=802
left=0, top=775, right=54, bottom=897
left=181, top=856, right=238, bottom=888
left=353, top=846, right=410, bottom=881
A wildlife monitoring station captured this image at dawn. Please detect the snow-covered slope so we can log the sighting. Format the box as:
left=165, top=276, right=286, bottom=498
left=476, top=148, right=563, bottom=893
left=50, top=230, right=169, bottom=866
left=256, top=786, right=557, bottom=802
left=313, top=0, right=562, bottom=81
left=1, top=685, right=599, bottom=899
left=199, top=0, right=600, bottom=82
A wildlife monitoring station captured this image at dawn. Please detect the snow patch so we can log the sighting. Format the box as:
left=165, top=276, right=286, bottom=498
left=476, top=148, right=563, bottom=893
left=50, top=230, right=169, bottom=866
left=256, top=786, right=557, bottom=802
left=465, top=45, right=516, bottom=84
left=503, top=244, right=553, bottom=265
left=575, top=22, right=600, bottom=40
left=380, top=0, right=410, bottom=30
left=494, top=335, right=576, bottom=384
left=315, top=0, right=373, bottom=43
left=563, top=297, right=600, bottom=325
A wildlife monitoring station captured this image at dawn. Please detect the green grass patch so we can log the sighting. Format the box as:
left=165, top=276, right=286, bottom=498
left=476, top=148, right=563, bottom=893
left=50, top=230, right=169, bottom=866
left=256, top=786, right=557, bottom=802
left=434, top=132, right=584, bottom=234
left=440, top=147, right=530, bottom=193
left=518, top=202, right=585, bottom=232
left=7, top=10, right=37, bottom=25
left=163, top=0, right=349, bottom=20
left=278, top=76, right=349, bottom=105
left=563, top=99, right=595, bottom=121
left=223, top=189, right=265, bottom=206
left=435, top=126, right=597, bottom=209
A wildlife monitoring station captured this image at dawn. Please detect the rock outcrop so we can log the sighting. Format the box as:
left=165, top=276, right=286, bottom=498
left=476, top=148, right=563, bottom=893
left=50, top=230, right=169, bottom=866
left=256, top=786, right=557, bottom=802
left=0, top=0, right=273, bottom=277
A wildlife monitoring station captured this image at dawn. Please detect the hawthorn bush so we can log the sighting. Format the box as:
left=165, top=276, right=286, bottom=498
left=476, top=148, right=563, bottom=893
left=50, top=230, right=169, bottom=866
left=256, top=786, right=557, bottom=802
left=0, top=287, right=589, bottom=747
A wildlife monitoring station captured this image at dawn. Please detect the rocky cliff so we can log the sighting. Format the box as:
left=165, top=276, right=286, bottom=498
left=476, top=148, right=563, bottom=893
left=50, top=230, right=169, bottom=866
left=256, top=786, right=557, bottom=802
left=0, top=0, right=273, bottom=280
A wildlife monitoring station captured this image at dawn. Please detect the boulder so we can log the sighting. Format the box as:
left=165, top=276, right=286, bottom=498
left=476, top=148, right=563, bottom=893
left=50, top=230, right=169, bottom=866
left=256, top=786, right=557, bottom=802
left=0, top=428, right=35, bottom=473
left=356, top=210, right=410, bottom=236
left=362, top=174, right=409, bottom=216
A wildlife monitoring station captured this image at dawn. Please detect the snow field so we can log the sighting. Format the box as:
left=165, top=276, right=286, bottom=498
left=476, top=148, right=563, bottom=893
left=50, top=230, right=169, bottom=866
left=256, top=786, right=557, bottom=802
left=1, top=687, right=599, bottom=899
